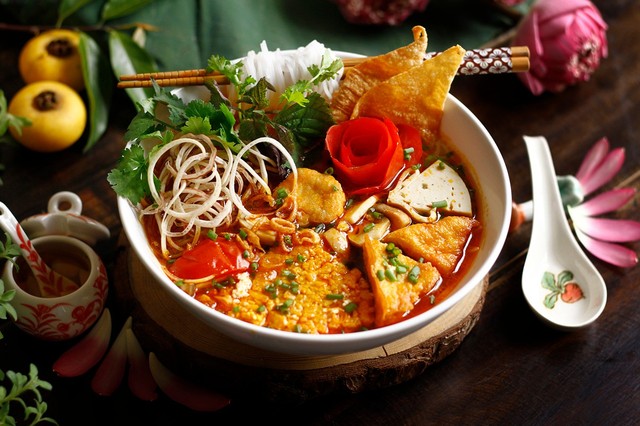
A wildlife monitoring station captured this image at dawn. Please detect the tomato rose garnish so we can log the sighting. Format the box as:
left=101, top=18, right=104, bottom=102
left=325, top=117, right=422, bottom=195
left=325, top=117, right=405, bottom=195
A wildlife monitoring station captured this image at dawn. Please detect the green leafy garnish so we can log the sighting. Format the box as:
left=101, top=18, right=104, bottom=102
left=109, top=50, right=341, bottom=203
left=0, top=364, right=57, bottom=425
left=107, top=143, right=156, bottom=204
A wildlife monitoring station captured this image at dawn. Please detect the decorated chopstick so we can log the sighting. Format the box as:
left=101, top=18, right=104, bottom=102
left=118, top=46, right=529, bottom=89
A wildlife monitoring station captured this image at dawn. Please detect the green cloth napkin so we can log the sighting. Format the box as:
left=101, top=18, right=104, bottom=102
left=1, top=0, right=532, bottom=70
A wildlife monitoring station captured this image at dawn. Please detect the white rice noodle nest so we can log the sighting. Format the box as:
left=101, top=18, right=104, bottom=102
left=228, top=40, right=343, bottom=108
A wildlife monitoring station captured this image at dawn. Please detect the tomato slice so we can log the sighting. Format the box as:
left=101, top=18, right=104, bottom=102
left=168, top=239, right=250, bottom=280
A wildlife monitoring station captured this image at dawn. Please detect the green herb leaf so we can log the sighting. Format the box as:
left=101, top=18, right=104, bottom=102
left=107, top=144, right=153, bottom=204
left=274, top=92, right=333, bottom=148
left=182, top=116, right=212, bottom=136
left=108, top=29, right=157, bottom=108
left=79, top=31, right=113, bottom=152
left=0, top=364, right=55, bottom=425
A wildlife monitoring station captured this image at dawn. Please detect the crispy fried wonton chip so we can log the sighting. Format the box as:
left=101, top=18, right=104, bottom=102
left=330, top=26, right=428, bottom=123
left=383, top=216, right=478, bottom=277
left=352, top=45, right=466, bottom=143
left=363, top=235, right=440, bottom=327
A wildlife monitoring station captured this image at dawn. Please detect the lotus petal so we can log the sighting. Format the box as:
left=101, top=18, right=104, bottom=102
left=574, top=228, right=638, bottom=267
left=569, top=188, right=636, bottom=216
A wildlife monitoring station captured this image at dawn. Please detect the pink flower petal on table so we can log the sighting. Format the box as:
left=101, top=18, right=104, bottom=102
left=91, top=317, right=132, bottom=396
left=53, top=308, right=112, bottom=377
left=580, top=147, right=625, bottom=196
left=126, top=329, right=158, bottom=401
left=574, top=227, right=639, bottom=268
left=148, top=352, right=230, bottom=412
left=575, top=137, right=609, bottom=184
left=572, top=215, right=640, bottom=242
left=569, top=188, right=636, bottom=216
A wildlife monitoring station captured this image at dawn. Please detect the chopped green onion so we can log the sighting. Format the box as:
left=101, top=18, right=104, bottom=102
left=344, top=302, right=358, bottom=313
left=431, top=200, right=448, bottom=208
left=223, top=233, right=231, bottom=240
left=376, top=270, right=385, bottom=280
left=345, top=198, right=354, bottom=209
left=326, top=293, right=345, bottom=300
left=363, top=223, right=375, bottom=232
left=175, top=280, right=184, bottom=287
left=297, top=254, right=306, bottom=263
left=408, top=265, right=421, bottom=284
left=257, top=305, right=266, bottom=313
left=207, top=230, right=218, bottom=240
left=239, top=229, right=248, bottom=239
left=242, top=249, right=250, bottom=258
left=385, top=268, right=397, bottom=282
left=325, top=167, right=334, bottom=175
left=403, top=147, right=414, bottom=160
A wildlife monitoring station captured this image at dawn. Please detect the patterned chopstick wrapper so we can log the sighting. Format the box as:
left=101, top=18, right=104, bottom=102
left=426, top=47, right=518, bottom=75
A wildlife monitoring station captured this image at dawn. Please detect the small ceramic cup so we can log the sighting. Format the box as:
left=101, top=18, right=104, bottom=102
left=2, top=235, right=108, bottom=341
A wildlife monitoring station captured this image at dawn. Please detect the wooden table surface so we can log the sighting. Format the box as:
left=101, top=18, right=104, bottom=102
left=1, top=0, right=638, bottom=424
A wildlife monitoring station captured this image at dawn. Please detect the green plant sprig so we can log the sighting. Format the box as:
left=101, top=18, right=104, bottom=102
left=0, top=364, right=57, bottom=426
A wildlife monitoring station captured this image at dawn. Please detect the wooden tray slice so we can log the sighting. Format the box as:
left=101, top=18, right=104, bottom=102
left=114, top=243, right=487, bottom=402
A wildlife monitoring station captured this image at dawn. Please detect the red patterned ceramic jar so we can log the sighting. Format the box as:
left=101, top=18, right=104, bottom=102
left=2, top=235, right=108, bottom=341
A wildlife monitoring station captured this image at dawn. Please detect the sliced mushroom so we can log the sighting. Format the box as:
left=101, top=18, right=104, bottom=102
left=323, top=227, right=350, bottom=254
left=343, top=194, right=380, bottom=224
left=348, top=217, right=391, bottom=247
left=373, top=203, right=412, bottom=230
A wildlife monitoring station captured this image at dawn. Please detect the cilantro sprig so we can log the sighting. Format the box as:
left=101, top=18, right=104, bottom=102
left=109, top=51, right=341, bottom=205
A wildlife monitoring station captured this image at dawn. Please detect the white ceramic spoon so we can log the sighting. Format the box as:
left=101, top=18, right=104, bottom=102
left=522, top=136, right=607, bottom=330
left=0, top=201, right=79, bottom=297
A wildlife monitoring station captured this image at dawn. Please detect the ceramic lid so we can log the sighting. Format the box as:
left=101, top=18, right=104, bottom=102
left=20, top=191, right=110, bottom=245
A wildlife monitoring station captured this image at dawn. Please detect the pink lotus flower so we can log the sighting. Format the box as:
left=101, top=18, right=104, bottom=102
left=567, top=138, right=640, bottom=267
left=511, top=138, right=639, bottom=268
left=512, top=0, right=608, bottom=95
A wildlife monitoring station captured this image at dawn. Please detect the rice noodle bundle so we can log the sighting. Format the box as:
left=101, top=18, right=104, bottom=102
left=230, top=40, right=343, bottom=107
left=142, top=134, right=298, bottom=258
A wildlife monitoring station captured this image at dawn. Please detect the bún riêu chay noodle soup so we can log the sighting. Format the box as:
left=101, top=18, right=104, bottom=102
left=110, top=26, right=483, bottom=334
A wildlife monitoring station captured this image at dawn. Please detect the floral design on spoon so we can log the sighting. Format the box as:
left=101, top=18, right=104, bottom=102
left=541, top=270, right=584, bottom=309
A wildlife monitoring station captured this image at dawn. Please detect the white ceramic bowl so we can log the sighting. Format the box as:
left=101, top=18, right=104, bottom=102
left=118, top=90, right=511, bottom=355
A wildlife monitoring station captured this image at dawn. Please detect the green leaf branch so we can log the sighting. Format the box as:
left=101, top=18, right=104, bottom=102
left=0, top=364, right=57, bottom=426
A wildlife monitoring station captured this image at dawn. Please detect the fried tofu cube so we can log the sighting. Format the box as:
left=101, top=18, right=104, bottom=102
left=363, top=235, right=441, bottom=327
left=383, top=216, right=478, bottom=276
